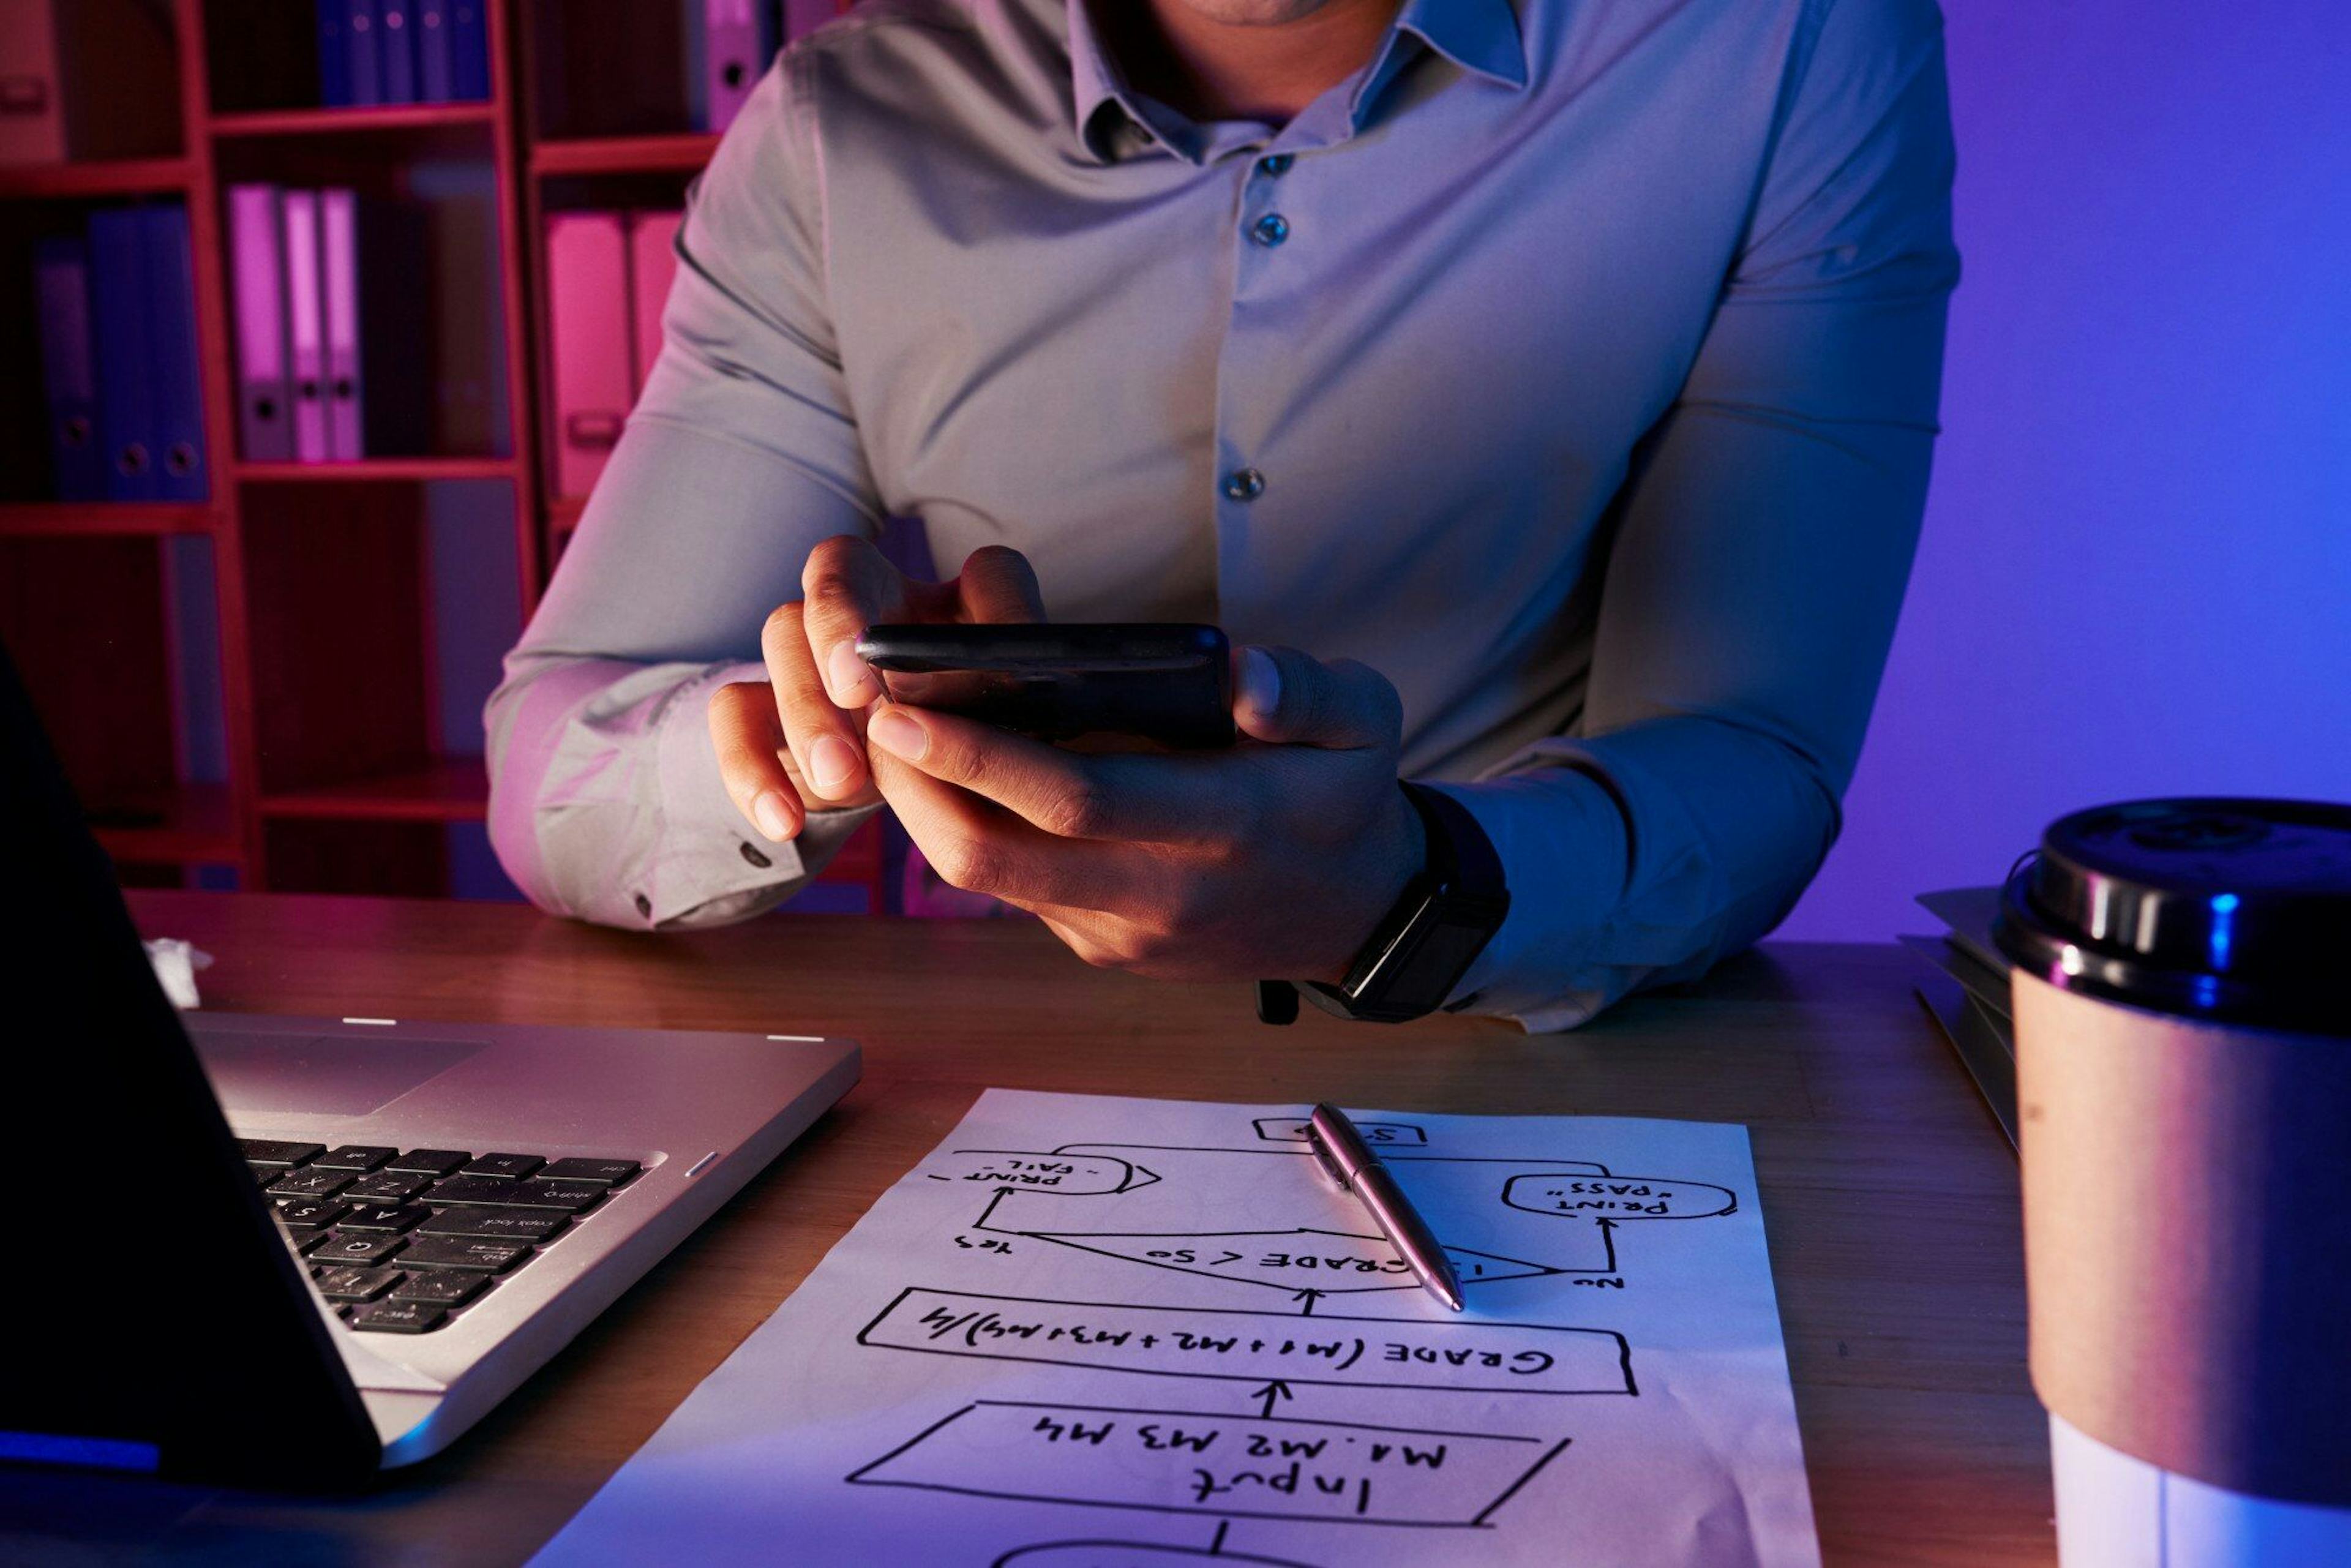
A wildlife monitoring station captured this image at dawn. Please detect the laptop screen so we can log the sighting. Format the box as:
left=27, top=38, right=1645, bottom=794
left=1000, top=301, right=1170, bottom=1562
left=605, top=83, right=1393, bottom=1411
left=0, top=636, right=378, bottom=1481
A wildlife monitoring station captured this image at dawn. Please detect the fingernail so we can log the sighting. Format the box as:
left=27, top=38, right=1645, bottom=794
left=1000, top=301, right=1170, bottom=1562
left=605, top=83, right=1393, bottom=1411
left=811, top=735, right=860, bottom=795
left=866, top=706, right=928, bottom=762
left=827, top=641, right=876, bottom=706
left=751, top=790, right=794, bottom=842
left=1239, top=646, right=1280, bottom=718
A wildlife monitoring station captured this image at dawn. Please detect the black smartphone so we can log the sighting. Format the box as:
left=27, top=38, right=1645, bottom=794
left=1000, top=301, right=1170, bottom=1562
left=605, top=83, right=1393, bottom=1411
left=853, top=623, right=1236, bottom=749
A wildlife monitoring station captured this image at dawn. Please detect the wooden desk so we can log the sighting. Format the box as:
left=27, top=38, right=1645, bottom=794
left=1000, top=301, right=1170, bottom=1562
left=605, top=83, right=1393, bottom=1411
left=5, top=893, right=2052, bottom=1566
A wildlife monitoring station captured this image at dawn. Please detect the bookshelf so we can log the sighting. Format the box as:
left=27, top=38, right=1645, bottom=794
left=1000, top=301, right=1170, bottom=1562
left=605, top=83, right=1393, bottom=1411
left=1, top=0, right=886, bottom=906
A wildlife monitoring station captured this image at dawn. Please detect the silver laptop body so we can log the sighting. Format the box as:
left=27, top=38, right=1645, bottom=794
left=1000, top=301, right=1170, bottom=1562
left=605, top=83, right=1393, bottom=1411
left=192, top=1009, right=857, bottom=1467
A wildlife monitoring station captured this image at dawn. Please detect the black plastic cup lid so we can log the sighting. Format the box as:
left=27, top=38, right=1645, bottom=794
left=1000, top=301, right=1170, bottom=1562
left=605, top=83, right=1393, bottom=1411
left=1994, top=798, right=2351, bottom=1037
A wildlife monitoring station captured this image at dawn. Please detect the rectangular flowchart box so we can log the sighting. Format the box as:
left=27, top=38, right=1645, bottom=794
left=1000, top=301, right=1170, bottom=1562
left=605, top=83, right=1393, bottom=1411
left=847, top=1400, right=1572, bottom=1526
left=857, top=1288, right=1633, bottom=1397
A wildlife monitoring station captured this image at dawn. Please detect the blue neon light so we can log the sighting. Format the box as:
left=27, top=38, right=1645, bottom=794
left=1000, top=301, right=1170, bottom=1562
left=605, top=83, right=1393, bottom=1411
left=2208, top=892, right=2240, bottom=970
left=0, top=1430, right=162, bottom=1472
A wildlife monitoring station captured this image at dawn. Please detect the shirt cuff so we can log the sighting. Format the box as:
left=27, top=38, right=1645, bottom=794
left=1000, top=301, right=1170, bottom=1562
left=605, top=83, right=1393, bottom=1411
left=648, top=661, right=877, bottom=928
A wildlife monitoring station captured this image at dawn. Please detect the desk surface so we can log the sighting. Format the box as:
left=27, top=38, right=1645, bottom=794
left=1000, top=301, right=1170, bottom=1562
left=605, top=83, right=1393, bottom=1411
left=6, top=892, right=2051, bottom=1566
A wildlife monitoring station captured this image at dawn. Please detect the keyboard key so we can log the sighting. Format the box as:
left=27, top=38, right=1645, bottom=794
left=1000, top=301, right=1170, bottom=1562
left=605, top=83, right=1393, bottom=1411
left=252, top=1164, right=283, bottom=1186
left=343, top=1171, right=431, bottom=1204
left=460, top=1152, right=544, bottom=1181
left=541, top=1158, right=640, bottom=1187
left=351, top=1300, right=447, bottom=1334
left=337, top=1203, right=432, bottom=1233
left=397, top=1236, right=531, bottom=1273
left=239, top=1139, right=325, bottom=1168
left=430, top=1176, right=604, bottom=1212
left=315, top=1145, right=398, bottom=1171
left=287, top=1229, right=330, bottom=1255
left=311, top=1231, right=407, bottom=1267
left=313, top=1265, right=403, bottom=1302
left=267, top=1168, right=353, bottom=1199
left=275, top=1198, right=350, bottom=1230
left=418, top=1207, right=566, bottom=1243
left=388, top=1148, right=470, bottom=1176
left=391, top=1270, right=490, bottom=1308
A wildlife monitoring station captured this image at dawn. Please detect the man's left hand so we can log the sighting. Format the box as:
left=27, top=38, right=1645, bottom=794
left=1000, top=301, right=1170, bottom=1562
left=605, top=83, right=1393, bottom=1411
left=863, top=645, right=1425, bottom=984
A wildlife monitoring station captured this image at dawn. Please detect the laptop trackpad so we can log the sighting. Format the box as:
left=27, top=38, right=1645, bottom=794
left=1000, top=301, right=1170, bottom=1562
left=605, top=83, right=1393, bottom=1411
left=193, top=1029, right=486, bottom=1117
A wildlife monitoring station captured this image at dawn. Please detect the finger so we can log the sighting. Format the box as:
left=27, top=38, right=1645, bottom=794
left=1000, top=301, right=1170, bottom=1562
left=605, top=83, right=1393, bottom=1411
left=762, top=598, right=874, bottom=806
left=1035, top=909, right=1122, bottom=969
left=1232, top=645, right=1403, bottom=751
left=798, top=533, right=932, bottom=708
left=865, top=702, right=1223, bottom=844
left=953, top=545, right=1047, bottom=624
left=868, top=744, right=1148, bottom=912
left=707, top=680, right=805, bottom=841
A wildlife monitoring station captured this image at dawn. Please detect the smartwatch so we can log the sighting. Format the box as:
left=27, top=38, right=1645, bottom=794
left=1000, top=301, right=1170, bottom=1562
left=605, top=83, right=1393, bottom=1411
left=1257, top=782, right=1510, bottom=1026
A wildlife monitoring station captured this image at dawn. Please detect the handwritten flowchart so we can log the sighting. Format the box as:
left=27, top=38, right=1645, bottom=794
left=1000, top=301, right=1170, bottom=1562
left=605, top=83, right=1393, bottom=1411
left=533, top=1092, right=1820, bottom=1568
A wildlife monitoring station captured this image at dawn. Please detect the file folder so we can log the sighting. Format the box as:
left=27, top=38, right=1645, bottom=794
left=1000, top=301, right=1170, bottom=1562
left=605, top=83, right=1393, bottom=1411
left=88, top=207, right=159, bottom=501
left=315, top=0, right=352, bottom=107
left=626, top=211, right=683, bottom=397
left=282, top=190, right=331, bottom=463
left=144, top=204, right=208, bottom=500
left=345, top=0, right=382, bottom=108
left=0, top=0, right=66, bottom=165
left=229, top=184, right=295, bottom=462
left=698, top=0, right=775, bottom=133
left=321, top=188, right=365, bottom=460
left=378, top=0, right=417, bottom=104
left=450, top=0, right=488, bottom=100
left=32, top=234, right=103, bottom=500
left=546, top=211, right=632, bottom=498
left=414, top=0, right=452, bottom=102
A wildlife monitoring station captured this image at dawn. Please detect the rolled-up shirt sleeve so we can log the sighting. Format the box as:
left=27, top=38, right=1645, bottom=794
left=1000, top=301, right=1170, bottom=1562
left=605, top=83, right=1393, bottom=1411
left=486, top=51, right=883, bottom=929
left=1434, top=0, right=1961, bottom=1030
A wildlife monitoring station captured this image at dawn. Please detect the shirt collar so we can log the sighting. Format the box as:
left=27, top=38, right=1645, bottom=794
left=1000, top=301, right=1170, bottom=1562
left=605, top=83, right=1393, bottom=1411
left=1067, top=0, right=1529, bottom=165
left=1393, top=0, right=1529, bottom=94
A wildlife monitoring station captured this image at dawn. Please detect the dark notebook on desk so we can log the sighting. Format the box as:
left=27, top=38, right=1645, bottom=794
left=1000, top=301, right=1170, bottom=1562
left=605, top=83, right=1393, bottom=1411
left=1904, top=887, right=2019, bottom=1152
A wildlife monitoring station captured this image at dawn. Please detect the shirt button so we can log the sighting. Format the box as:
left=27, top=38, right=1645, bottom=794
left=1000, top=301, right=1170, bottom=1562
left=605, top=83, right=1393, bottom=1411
left=1222, top=468, right=1266, bottom=501
left=1257, top=153, right=1294, bottom=178
left=1249, top=213, right=1291, bottom=248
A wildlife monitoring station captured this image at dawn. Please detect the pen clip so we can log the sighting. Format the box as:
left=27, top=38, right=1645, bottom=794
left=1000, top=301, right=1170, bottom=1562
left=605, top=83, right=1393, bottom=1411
left=1305, top=1121, right=1349, bottom=1189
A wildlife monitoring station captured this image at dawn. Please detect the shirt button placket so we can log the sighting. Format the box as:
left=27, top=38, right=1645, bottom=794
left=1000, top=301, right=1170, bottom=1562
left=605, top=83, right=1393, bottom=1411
left=1219, top=151, right=1295, bottom=578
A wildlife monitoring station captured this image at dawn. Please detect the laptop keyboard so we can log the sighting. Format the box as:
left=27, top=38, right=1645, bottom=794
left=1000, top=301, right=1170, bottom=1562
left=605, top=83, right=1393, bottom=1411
left=240, top=1139, right=641, bottom=1335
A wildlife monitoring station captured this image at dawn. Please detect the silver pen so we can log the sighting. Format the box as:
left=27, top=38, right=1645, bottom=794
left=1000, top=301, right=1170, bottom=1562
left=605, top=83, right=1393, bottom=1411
left=1307, top=1103, right=1464, bottom=1312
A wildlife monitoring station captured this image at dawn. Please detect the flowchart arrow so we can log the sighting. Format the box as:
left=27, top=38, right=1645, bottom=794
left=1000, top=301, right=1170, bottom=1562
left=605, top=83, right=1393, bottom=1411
left=1249, top=1379, right=1295, bottom=1419
left=1020, top=1227, right=1561, bottom=1295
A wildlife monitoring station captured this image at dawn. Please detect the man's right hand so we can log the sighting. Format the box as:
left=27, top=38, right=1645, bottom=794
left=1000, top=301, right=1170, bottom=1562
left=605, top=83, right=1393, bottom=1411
left=708, top=535, right=1048, bottom=842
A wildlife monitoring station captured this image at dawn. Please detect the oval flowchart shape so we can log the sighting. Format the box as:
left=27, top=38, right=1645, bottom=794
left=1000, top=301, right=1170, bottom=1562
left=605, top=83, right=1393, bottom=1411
left=1502, top=1172, right=1736, bottom=1219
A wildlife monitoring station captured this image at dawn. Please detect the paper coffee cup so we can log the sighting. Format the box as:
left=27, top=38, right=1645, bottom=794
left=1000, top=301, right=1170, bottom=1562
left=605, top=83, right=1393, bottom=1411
left=1997, top=798, right=2351, bottom=1564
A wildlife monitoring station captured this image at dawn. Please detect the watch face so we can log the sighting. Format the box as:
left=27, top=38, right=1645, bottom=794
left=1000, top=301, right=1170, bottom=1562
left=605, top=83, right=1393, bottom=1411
left=1344, top=895, right=1499, bottom=1019
left=1385, top=913, right=1496, bottom=1005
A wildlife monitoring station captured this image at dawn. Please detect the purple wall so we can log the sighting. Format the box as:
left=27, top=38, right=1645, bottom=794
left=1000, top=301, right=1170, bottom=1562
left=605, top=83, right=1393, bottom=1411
left=1777, top=0, right=2351, bottom=940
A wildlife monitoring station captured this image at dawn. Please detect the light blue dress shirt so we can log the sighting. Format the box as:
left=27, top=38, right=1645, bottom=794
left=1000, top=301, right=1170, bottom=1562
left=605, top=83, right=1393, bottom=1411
left=487, top=0, right=1959, bottom=1030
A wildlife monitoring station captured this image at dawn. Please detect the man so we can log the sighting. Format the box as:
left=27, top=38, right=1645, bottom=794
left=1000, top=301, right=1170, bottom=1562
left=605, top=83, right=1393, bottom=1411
left=487, top=0, right=1957, bottom=1029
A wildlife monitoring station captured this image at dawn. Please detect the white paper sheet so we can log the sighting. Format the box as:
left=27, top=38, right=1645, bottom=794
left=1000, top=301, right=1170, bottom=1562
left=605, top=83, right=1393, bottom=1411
left=533, top=1090, right=1819, bottom=1567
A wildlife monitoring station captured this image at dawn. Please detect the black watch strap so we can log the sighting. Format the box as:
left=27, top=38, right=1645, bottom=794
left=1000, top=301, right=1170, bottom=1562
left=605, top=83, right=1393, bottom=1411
left=1257, top=782, right=1510, bottom=1026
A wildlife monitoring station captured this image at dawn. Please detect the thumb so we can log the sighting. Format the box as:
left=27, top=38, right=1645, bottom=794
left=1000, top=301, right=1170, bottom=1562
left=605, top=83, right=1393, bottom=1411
left=1233, top=646, right=1402, bottom=751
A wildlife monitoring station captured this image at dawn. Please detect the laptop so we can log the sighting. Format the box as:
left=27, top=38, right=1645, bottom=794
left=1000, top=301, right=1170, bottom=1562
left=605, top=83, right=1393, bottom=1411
left=0, top=639, right=860, bottom=1484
